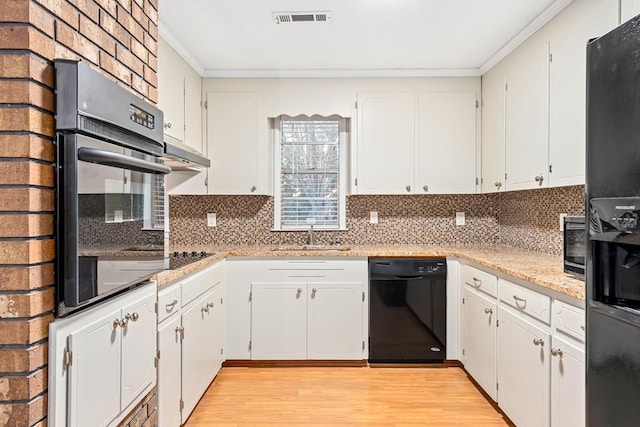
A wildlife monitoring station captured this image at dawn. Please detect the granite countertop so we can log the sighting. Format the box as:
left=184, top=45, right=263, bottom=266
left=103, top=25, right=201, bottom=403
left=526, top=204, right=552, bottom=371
left=154, top=244, right=585, bottom=301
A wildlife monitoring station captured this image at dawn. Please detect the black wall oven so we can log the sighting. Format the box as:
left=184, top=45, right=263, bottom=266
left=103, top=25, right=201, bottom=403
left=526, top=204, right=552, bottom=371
left=55, top=60, right=170, bottom=317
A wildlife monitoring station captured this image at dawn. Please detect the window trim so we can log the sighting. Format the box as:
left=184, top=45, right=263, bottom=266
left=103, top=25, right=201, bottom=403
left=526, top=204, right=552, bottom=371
left=273, top=115, right=348, bottom=231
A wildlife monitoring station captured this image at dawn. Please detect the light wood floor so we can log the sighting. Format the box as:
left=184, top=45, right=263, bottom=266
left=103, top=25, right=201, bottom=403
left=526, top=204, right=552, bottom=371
left=184, top=367, right=511, bottom=426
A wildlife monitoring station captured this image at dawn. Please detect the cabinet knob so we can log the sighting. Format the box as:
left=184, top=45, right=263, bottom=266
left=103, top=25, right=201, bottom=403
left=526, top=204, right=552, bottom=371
left=311, top=288, right=317, bottom=298
left=533, top=338, right=544, bottom=347
left=406, top=185, right=411, bottom=193
left=113, top=319, right=123, bottom=329
left=201, top=306, right=209, bottom=313
left=164, top=122, right=172, bottom=129
left=551, top=348, right=563, bottom=357
left=250, top=186, right=257, bottom=193
left=494, top=181, right=502, bottom=189
left=580, top=325, right=586, bottom=332
left=423, top=185, right=429, bottom=192
left=484, top=308, right=493, bottom=315
left=207, top=302, right=214, bottom=308
left=296, top=288, right=302, bottom=298
left=125, top=312, right=139, bottom=323
left=535, top=175, right=544, bottom=185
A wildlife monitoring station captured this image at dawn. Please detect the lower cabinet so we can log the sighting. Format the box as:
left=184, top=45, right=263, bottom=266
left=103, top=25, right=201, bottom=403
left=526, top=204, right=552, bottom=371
left=550, top=335, right=585, bottom=427
left=49, top=284, right=157, bottom=427
left=497, top=306, right=551, bottom=427
left=157, top=261, right=225, bottom=427
left=251, top=281, right=364, bottom=360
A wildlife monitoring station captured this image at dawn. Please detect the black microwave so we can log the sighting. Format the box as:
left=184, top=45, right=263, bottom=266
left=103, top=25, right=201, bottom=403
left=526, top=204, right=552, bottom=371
left=564, top=216, right=586, bottom=278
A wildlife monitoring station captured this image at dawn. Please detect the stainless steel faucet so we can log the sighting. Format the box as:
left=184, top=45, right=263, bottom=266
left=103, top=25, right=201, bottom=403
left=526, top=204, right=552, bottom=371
left=307, top=225, right=315, bottom=246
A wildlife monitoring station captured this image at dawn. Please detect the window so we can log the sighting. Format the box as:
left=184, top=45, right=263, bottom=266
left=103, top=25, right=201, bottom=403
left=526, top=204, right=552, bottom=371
left=274, top=115, right=347, bottom=230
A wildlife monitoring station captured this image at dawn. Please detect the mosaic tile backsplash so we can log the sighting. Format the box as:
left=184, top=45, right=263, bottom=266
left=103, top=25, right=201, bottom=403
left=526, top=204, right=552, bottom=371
left=169, top=185, right=584, bottom=255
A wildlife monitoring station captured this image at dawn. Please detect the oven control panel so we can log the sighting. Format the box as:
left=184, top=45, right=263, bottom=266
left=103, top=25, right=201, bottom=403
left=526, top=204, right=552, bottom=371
left=129, top=104, right=155, bottom=130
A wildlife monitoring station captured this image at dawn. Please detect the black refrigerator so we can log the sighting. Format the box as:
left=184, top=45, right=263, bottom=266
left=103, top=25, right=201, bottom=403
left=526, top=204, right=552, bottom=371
left=586, top=14, right=640, bottom=427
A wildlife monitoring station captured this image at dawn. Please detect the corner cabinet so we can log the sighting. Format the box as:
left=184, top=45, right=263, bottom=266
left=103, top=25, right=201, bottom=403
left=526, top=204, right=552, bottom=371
left=205, top=92, right=270, bottom=195
left=49, top=284, right=157, bottom=427
left=355, top=91, right=478, bottom=195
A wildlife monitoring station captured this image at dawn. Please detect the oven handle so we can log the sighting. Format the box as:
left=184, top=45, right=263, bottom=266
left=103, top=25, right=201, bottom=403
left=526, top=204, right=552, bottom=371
left=78, top=147, right=171, bottom=175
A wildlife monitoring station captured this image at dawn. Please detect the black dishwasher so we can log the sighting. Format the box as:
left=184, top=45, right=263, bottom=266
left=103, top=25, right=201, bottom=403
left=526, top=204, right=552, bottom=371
left=369, top=258, right=447, bottom=363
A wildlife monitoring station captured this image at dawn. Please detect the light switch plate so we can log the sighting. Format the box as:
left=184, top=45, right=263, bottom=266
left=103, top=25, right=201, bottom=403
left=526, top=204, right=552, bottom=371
left=207, top=213, right=217, bottom=227
left=456, top=212, right=465, bottom=226
left=370, top=211, right=378, bottom=224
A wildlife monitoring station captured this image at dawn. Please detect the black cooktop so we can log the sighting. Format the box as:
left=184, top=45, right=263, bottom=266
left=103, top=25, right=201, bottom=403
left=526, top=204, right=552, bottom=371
left=169, top=251, right=213, bottom=270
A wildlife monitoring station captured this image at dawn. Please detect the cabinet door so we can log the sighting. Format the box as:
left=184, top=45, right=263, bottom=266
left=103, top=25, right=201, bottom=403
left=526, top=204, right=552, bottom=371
left=158, top=316, right=182, bottom=427
left=225, top=262, right=252, bottom=359
left=251, top=282, right=307, bottom=359
left=121, top=292, right=156, bottom=407
left=158, top=38, right=185, bottom=142
left=184, top=63, right=202, bottom=154
left=307, top=282, right=363, bottom=360
left=166, top=170, right=208, bottom=195
left=207, top=92, right=266, bottom=194
left=417, top=91, right=478, bottom=194
left=504, top=40, right=549, bottom=191
left=551, top=336, right=585, bottom=427
left=356, top=92, right=415, bottom=194
left=181, top=293, right=212, bottom=422
left=498, top=307, right=550, bottom=427
left=461, top=287, right=497, bottom=401
left=67, top=308, right=122, bottom=427
left=621, top=0, right=640, bottom=22
left=210, top=283, right=226, bottom=375
left=481, top=70, right=506, bottom=193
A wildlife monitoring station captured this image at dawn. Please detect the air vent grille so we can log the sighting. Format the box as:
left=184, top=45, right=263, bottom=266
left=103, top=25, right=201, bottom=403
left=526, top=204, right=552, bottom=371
left=274, top=11, right=332, bottom=24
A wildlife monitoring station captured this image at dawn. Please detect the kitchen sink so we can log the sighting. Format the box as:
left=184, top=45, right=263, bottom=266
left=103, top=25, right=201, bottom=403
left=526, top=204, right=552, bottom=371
left=272, top=245, right=351, bottom=252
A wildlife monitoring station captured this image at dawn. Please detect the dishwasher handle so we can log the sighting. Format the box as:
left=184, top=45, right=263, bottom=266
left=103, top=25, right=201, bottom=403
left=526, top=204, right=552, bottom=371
left=370, top=273, right=425, bottom=281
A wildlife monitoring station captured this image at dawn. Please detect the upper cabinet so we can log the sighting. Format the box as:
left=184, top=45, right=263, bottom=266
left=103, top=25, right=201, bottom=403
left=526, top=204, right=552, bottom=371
left=621, top=0, right=640, bottom=22
left=205, top=92, right=270, bottom=195
left=481, top=0, right=618, bottom=192
left=355, top=90, right=478, bottom=195
left=158, top=38, right=203, bottom=154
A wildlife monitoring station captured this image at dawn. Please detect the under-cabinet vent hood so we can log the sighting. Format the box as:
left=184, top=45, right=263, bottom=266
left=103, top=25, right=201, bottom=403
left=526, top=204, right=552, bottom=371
left=273, top=11, right=332, bottom=24
left=163, top=141, right=210, bottom=171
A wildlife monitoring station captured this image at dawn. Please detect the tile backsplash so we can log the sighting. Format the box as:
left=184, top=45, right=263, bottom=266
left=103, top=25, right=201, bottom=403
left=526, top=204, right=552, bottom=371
left=169, top=185, right=584, bottom=255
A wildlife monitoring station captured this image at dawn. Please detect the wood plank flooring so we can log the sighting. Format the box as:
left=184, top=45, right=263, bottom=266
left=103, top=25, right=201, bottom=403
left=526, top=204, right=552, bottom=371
left=184, top=367, right=511, bottom=426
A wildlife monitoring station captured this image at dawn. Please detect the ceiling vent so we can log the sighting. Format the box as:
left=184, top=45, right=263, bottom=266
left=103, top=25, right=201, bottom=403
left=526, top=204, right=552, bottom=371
left=273, top=11, right=332, bottom=24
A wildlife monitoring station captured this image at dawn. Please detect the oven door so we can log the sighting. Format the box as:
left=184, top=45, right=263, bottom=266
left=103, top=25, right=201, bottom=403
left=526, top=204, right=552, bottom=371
left=57, top=133, right=170, bottom=316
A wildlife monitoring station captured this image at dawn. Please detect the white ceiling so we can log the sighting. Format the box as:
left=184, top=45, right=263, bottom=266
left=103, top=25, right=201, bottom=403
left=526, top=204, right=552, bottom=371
left=159, top=0, right=573, bottom=77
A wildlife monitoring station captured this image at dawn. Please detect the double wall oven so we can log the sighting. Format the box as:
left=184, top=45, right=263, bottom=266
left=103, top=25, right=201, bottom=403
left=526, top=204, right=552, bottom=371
left=55, top=60, right=170, bottom=317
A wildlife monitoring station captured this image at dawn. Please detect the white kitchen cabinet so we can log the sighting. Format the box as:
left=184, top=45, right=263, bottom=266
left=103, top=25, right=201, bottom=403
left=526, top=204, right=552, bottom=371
left=504, top=40, right=550, bottom=191
left=251, top=282, right=308, bottom=360
left=206, top=92, right=269, bottom=195
left=621, top=0, right=640, bottom=22
left=356, top=92, right=416, bottom=194
left=224, top=260, right=253, bottom=359
left=50, top=284, right=157, bottom=427
left=416, top=91, right=478, bottom=194
left=480, top=71, right=506, bottom=193
left=166, top=170, right=207, bottom=195
left=158, top=314, right=182, bottom=427
left=461, top=286, right=497, bottom=401
left=184, top=61, right=203, bottom=153
left=550, top=335, right=585, bottom=427
left=497, top=305, right=551, bottom=427
left=307, top=282, right=364, bottom=359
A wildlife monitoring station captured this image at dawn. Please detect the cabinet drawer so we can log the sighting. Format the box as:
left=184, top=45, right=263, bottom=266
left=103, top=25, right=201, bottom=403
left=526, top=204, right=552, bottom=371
left=553, top=300, right=585, bottom=341
left=158, top=284, right=181, bottom=323
left=181, top=262, right=223, bottom=306
left=253, top=259, right=367, bottom=283
left=499, top=279, right=551, bottom=324
left=461, top=264, right=497, bottom=298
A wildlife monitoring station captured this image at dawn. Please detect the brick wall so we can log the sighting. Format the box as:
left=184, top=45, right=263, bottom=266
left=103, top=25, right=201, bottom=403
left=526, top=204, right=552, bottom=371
left=0, top=0, right=159, bottom=425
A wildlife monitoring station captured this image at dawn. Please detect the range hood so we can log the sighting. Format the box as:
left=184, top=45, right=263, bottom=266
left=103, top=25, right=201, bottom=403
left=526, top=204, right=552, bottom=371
left=163, top=141, right=210, bottom=171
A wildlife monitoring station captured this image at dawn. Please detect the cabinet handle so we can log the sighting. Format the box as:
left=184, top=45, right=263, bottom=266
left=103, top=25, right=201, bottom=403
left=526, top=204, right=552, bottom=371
left=406, top=185, right=411, bottom=193
left=535, top=175, right=544, bottom=186
left=113, top=319, right=123, bottom=329
left=175, top=326, right=185, bottom=340
left=484, top=308, right=493, bottom=315
left=472, top=277, right=482, bottom=288
left=296, top=288, right=302, bottom=298
left=311, top=288, right=317, bottom=298
left=533, top=338, right=544, bottom=347
left=513, top=295, right=526, bottom=308
left=207, top=302, right=214, bottom=308
left=250, top=185, right=257, bottom=193
left=201, top=306, right=209, bottom=313
left=125, top=312, right=139, bottom=323
left=580, top=325, right=586, bottom=332
left=164, top=122, right=172, bottom=129
left=551, top=348, right=563, bottom=357
left=166, top=300, right=178, bottom=310
left=494, top=181, right=502, bottom=189
left=422, top=185, right=429, bottom=192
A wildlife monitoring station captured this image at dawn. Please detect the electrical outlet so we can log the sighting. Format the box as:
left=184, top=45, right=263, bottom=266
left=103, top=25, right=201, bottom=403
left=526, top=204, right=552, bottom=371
left=456, top=212, right=465, bottom=226
left=370, top=211, right=378, bottom=224
left=559, top=213, right=567, bottom=231
left=207, top=213, right=217, bottom=227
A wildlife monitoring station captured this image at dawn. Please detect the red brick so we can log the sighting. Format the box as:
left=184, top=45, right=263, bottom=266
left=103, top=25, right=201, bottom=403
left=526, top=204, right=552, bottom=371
left=77, top=0, right=100, bottom=23
left=148, top=85, right=157, bottom=104
left=0, top=368, right=47, bottom=401
left=117, top=0, right=132, bottom=11
left=131, top=72, right=148, bottom=98
left=147, top=0, right=157, bottom=11
left=0, top=314, right=54, bottom=345
left=100, top=50, right=131, bottom=85
left=116, top=42, right=144, bottom=76
left=0, top=0, right=29, bottom=22
left=131, top=1, right=148, bottom=31
left=0, top=394, right=47, bottom=426
left=0, top=25, right=55, bottom=59
left=0, top=161, right=54, bottom=187
left=142, top=31, right=156, bottom=56
left=0, top=80, right=55, bottom=112
left=148, top=20, right=157, bottom=41
left=55, top=20, right=100, bottom=64
left=100, top=8, right=130, bottom=47
left=0, top=107, right=54, bottom=136
left=147, top=51, right=157, bottom=71
left=0, top=54, right=54, bottom=88
left=143, top=64, right=156, bottom=88
left=0, top=214, right=54, bottom=239
left=117, top=4, right=144, bottom=42
left=130, top=37, right=147, bottom=62
left=142, top=0, right=157, bottom=24
left=29, top=1, right=56, bottom=37
left=35, top=0, right=79, bottom=30
left=0, top=263, right=55, bottom=292
left=79, top=14, right=115, bottom=55
left=0, top=342, right=48, bottom=373
left=95, top=0, right=116, bottom=17
left=0, top=135, right=54, bottom=162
